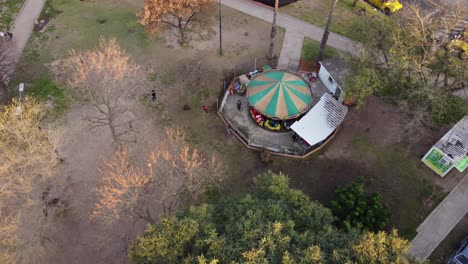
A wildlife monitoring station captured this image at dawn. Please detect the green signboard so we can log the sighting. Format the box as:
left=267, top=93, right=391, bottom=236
left=455, top=156, right=468, bottom=172
left=422, top=147, right=455, bottom=177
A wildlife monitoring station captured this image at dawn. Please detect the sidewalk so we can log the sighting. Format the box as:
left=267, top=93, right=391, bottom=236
left=5, top=0, right=46, bottom=78
left=277, top=30, right=304, bottom=71
left=222, top=0, right=362, bottom=71
left=409, top=176, right=468, bottom=261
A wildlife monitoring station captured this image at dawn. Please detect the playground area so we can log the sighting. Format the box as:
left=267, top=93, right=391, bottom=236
left=218, top=67, right=348, bottom=157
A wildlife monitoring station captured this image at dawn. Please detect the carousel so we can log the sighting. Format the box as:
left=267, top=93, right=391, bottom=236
left=246, top=71, right=312, bottom=131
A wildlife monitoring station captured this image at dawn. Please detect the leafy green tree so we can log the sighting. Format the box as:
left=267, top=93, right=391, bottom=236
left=346, top=5, right=468, bottom=126
left=330, top=177, right=391, bottom=231
left=130, top=172, right=409, bottom=264
left=344, top=57, right=385, bottom=106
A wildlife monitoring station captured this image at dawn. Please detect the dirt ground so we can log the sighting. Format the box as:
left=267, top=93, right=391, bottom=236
left=220, top=96, right=464, bottom=238
left=14, top=0, right=285, bottom=263
left=12, top=0, right=466, bottom=263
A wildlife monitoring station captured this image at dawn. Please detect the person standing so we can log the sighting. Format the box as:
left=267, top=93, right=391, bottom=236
left=203, top=105, right=209, bottom=114
left=151, top=90, right=156, bottom=101
left=237, top=100, right=242, bottom=111
left=292, top=134, right=298, bottom=142
left=7, top=32, right=12, bottom=41
left=226, top=125, right=231, bottom=136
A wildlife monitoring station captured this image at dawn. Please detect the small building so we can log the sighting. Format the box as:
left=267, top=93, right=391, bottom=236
left=422, top=116, right=468, bottom=177
left=318, top=58, right=349, bottom=103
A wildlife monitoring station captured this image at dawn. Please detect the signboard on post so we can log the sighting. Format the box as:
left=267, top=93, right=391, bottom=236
left=421, top=147, right=455, bottom=177
left=19, top=83, right=24, bottom=92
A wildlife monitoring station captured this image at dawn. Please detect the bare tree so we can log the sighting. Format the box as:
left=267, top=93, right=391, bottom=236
left=138, top=0, right=215, bottom=45
left=92, top=127, right=223, bottom=224
left=53, top=38, right=148, bottom=144
left=147, top=127, right=223, bottom=214
left=0, top=98, right=65, bottom=264
left=267, top=0, right=279, bottom=60
left=0, top=41, right=15, bottom=101
left=92, top=146, right=154, bottom=223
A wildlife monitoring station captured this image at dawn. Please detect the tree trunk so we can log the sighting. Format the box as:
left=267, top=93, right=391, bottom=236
left=179, top=30, right=187, bottom=45
left=0, top=81, right=9, bottom=102
left=317, top=0, right=339, bottom=62
left=178, top=19, right=187, bottom=45
left=267, top=0, right=279, bottom=60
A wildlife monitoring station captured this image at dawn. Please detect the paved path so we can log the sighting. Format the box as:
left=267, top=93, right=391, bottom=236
left=409, top=175, right=468, bottom=261
left=277, top=30, right=304, bottom=71
left=453, top=88, right=468, bottom=100
left=222, top=0, right=361, bottom=70
left=4, top=0, right=46, bottom=79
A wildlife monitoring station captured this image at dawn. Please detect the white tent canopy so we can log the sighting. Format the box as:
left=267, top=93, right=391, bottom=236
left=291, top=93, right=348, bottom=146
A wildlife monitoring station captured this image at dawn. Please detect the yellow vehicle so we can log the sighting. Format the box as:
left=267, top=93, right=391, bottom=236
left=264, top=120, right=281, bottom=131
left=449, top=39, right=468, bottom=60
left=452, top=39, right=468, bottom=53
left=366, top=0, right=403, bottom=15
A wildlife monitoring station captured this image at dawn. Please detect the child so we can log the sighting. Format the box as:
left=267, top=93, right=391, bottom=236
left=151, top=90, right=156, bottom=101
left=203, top=105, right=209, bottom=114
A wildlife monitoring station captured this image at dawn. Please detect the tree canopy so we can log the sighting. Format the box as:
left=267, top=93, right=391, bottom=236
left=0, top=98, right=64, bottom=264
left=330, top=177, right=391, bottom=231
left=345, top=5, right=468, bottom=126
left=130, top=172, right=411, bottom=264
left=53, top=37, right=147, bottom=143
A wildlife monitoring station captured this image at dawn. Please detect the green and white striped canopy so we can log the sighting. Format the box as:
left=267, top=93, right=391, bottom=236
left=247, top=71, right=312, bottom=120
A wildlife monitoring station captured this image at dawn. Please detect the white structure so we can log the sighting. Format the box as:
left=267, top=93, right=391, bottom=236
left=318, top=58, right=349, bottom=103
left=291, top=93, right=348, bottom=146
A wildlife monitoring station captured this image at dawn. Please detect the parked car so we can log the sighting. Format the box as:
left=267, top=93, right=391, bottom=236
left=448, top=237, right=468, bottom=264
left=252, top=0, right=298, bottom=7
left=365, top=0, right=403, bottom=15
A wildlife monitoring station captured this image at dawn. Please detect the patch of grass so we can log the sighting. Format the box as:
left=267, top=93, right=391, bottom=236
left=161, top=71, right=177, bottom=86
left=192, top=88, right=210, bottom=105
left=39, top=0, right=62, bottom=21
left=301, top=38, right=341, bottom=61
left=282, top=0, right=388, bottom=41
left=0, top=0, right=25, bottom=28
left=148, top=73, right=158, bottom=82
left=351, top=135, right=446, bottom=239
left=25, top=78, right=70, bottom=117
left=38, top=0, right=150, bottom=58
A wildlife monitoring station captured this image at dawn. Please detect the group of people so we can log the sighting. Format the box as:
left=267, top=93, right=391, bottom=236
left=0, top=30, right=13, bottom=41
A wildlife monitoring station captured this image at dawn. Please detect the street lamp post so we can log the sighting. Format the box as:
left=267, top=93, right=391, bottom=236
left=15, top=83, right=24, bottom=115
left=219, top=0, right=223, bottom=56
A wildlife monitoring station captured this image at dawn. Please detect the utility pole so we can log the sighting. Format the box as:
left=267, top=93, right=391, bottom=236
left=219, top=0, right=223, bottom=56
left=317, top=0, right=338, bottom=62
left=15, top=83, right=24, bottom=115
left=267, top=0, right=279, bottom=60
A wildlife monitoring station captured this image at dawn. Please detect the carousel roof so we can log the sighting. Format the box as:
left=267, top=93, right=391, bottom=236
left=247, top=71, right=312, bottom=120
